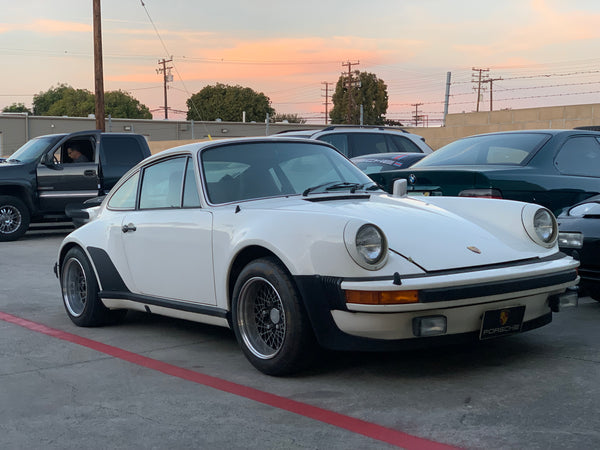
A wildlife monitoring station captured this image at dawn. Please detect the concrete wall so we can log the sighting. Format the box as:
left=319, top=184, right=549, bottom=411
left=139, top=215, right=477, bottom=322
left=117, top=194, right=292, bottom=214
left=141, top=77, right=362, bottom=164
left=3, top=102, right=600, bottom=156
left=405, top=103, right=600, bottom=150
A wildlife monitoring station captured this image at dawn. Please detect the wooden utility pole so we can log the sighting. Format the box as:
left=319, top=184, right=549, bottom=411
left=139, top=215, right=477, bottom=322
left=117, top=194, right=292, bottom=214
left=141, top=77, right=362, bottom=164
left=321, top=81, right=332, bottom=124
left=481, top=77, right=503, bottom=111
left=93, top=0, right=105, bottom=131
left=157, top=58, right=173, bottom=119
left=472, top=67, right=489, bottom=112
left=342, top=60, right=360, bottom=124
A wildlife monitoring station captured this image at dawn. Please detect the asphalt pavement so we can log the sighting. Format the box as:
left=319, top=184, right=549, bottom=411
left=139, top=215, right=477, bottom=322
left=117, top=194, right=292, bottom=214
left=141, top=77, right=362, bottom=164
left=1, top=229, right=599, bottom=449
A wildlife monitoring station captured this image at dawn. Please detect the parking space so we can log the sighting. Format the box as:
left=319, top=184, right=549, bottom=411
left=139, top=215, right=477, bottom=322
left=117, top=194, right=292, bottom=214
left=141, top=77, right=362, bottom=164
left=1, top=232, right=599, bottom=449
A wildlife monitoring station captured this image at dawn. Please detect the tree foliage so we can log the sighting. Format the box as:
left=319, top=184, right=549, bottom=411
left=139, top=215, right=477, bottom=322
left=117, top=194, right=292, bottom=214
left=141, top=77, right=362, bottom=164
left=105, top=90, right=152, bottom=119
left=330, top=71, right=389, bottom=125
left=186, top=83, right=275, bottom=122
left=2, top=103, right=32, bottom=114
left=32, top=84, right=151, bottom=119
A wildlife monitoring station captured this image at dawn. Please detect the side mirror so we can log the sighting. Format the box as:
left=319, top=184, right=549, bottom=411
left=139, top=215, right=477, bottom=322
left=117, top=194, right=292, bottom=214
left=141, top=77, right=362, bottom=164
left=392, top=179, right=407, bottom=197
left=41, top=153, right=63, bottom=170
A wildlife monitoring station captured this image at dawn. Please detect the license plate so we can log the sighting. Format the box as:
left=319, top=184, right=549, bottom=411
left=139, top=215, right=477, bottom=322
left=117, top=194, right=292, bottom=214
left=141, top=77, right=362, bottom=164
left=479, top=305, right=525, bottom=340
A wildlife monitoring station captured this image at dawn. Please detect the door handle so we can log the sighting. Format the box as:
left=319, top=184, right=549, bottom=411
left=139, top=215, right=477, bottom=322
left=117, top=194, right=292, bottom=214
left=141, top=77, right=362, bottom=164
left=121, top=223, right=137, bottom=233
left=84, top=170, right=96, bottom=176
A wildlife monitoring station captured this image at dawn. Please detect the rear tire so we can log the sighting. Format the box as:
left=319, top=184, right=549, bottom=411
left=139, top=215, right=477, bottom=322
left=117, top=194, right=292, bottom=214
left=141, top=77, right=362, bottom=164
left=0, top=195, right=30, bottom=242
left=232, top=257, right=317, bottom=376
left=61, top=247, right=121, bottom=326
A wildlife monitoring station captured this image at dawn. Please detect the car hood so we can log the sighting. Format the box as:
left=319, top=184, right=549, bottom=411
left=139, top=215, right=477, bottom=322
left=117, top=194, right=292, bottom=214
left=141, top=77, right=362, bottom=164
left=239, top=194, right=551, bottom=272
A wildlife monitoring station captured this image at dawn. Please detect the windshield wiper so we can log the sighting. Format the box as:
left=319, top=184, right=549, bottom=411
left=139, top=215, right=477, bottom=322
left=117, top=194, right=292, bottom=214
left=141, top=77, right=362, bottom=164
left=303, top=181, right=363, bottom=196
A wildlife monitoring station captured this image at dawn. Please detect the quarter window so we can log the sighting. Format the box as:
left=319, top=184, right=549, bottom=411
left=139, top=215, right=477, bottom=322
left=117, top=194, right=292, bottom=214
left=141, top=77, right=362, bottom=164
left=555, top=137, right=600, bottom=176
left=183, top=157, right=201, bottom=207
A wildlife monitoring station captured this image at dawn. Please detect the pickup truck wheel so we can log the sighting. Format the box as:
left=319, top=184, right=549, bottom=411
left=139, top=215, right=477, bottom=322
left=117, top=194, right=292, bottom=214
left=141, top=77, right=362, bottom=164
left=0, top=196, right=30, bottom=242
left=61, top=247, right=114, bottom=326
left=232, top=257, right=317, bottom=376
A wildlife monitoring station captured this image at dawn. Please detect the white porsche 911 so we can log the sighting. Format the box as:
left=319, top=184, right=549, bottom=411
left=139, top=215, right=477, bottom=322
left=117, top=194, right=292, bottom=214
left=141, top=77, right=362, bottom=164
left=55, top=137, right=579, bottom=376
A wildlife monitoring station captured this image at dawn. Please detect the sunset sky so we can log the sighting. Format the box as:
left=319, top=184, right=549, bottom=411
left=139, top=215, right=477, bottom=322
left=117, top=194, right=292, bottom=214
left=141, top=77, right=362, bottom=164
left=2, top=0, right=600, bottom=124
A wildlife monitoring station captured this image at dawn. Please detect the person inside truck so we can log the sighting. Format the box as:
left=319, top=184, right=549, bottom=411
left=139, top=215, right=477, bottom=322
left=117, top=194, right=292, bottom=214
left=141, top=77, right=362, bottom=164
left=67, top=144, right=90, bottom=163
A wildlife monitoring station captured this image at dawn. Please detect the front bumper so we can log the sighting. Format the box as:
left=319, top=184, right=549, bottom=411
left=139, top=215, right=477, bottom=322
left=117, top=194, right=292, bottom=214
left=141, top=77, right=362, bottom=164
left=294, top=255, right=579, bottom=351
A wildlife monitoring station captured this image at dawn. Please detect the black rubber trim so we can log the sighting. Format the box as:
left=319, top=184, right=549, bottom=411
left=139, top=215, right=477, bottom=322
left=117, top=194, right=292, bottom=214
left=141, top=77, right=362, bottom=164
left=303, top=194, right=370, bottom=202
left=98, top=291, right=228, bottom=319
left=87, top=246, right=129, bottom=292
left=418, top=269, right=577, bottom=303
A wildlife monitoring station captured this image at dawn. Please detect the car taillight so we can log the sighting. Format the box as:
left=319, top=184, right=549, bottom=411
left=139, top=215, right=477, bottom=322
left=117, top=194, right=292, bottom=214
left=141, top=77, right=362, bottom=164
left=458, top=188, right=502, bottom=199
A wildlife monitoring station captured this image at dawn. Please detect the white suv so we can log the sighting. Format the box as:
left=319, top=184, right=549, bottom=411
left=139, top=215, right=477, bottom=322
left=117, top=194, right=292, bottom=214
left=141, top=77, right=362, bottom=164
left=273, top=126, right=433, bottom=158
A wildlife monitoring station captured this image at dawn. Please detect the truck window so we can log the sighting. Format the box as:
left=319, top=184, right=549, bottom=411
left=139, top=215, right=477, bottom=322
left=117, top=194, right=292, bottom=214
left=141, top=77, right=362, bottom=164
left=100, top=136, right=145, bottom=166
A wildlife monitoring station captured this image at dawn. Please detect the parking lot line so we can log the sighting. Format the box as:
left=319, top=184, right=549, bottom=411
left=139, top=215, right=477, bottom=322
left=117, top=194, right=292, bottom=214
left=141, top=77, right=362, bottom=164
left=1, top=311, right=458, bottom=450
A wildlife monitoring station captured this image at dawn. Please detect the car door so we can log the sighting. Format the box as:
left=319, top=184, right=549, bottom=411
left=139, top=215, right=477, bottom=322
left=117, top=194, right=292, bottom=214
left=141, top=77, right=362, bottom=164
left=118, top=156, right=216, bottom=304
left=37, top=133, right=100, bottom=213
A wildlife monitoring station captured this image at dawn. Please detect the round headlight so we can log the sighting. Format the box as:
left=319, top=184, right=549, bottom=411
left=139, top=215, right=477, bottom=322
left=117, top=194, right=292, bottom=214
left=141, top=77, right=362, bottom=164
left=533, top=209, right=555, bottom=243
left=344, top=221, right=388, bottom=270
left=356, top=224, right=385, bottom=264
left=522, top=204, right=557, bottom=248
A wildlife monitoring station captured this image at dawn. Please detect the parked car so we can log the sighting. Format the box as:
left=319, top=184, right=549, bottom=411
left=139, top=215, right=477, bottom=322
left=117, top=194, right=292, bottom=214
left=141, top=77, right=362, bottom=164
left=558, top=195, right=600, bottom=301
left=0, top=130, right=151, bottom=241
left=274, top=125, right=433, bottom=158
left=375, top=130, right=600, bottom=216
left=351, top=152, right=428, bottom=187
left=55, top=137, right=578, bottom=376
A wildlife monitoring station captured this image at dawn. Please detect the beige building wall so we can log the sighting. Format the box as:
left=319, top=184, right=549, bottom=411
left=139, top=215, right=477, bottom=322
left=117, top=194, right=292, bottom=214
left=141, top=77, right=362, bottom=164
left=403, top=103, right=600, bottom=150
left=4, top=103, right=600, bottom=156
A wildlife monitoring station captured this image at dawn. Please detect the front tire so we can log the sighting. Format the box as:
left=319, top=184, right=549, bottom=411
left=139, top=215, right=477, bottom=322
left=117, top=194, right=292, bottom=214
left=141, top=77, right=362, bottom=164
left=61, top=247, right=119, bottom=326
left=232, top=257, right=316, bottom=376
left=0, top=195, right=30, bottom=242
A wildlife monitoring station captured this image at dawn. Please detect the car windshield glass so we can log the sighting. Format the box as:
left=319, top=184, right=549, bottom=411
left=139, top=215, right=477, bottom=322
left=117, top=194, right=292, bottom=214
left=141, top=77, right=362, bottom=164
left=413, top=133, right=550, bottom=167
left=6, top=136, right=61, bottom=163
left=201, top=141, right=376, bottom=204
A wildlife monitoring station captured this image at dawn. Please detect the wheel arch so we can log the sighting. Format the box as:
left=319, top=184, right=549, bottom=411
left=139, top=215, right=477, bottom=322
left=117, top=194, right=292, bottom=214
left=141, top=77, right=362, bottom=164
left=0, top=185, right=35, bottom=215
left=227, top=245, right=293, bottom=310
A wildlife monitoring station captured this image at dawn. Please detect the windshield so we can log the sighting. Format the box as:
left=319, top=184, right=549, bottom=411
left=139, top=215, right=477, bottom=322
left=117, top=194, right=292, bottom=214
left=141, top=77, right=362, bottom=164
left=201, top=141, right=377, bottom=204
left=413, top=133, right=550, bottom=167
left=7, top=135, right=61, bottom=163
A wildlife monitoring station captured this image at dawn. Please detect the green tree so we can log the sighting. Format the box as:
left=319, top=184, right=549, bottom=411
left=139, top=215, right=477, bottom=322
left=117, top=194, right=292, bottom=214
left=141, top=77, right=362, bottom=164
left=33, top=84, right=151, bottom=119
left=105, top=90, right=152, bottom=119
left=186, top=83, right=275, bottom=122
left=272, top=113, right=306, bottom=124
left=330, top=71, right=388, bottom=125
left=2, top=103, right=32, bottom=114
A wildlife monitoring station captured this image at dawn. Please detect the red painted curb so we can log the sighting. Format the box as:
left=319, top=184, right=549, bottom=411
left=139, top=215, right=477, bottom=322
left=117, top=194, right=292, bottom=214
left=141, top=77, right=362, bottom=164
left=1, top=311, right=459, bottom=450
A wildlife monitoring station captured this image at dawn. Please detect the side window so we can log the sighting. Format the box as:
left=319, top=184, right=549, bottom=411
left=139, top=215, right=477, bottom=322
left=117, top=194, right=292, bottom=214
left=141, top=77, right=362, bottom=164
left=107, top=172, right=139, bottom=209
left=389, top=135, right=423, bottom=153
left=139, top=157, right=186, bottom=209
left=63, top=138, right=95, bottom=163
left=348, top=133, right=388, bottom=158
left=318, top=134, right=349, bottom=156
left=100, top=136, right=145, bottom=166
left=555, top=137, right=600, bottom=176
left=182, top=157, right=201, bottom=207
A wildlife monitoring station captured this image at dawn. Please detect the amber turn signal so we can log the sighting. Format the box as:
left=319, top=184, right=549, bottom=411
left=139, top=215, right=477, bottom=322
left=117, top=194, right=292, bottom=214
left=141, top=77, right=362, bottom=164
left=345, top=290, right=419, bottom=305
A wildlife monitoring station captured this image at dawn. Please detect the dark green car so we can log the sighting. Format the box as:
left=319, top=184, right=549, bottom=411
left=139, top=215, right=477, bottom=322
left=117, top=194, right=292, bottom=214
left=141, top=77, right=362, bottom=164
left=376, top=130, right=600, bottom=216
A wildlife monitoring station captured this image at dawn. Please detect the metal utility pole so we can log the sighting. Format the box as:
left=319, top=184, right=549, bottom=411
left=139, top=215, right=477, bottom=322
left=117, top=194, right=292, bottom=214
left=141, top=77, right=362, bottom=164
left=443, top=71, right=451, bottom=126
left=472, top=67, right=489, bottom=112
left=157, top=58, right=173, bottom=119
left=342, top=60, right=360, bottom=124
left=321, top=81, right=332, bottom=124
left=93, top=0, right=105, bottom=131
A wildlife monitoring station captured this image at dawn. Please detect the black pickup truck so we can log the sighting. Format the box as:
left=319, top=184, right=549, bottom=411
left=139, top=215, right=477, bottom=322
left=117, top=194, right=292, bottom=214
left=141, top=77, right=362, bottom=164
left=0, top=130, right=151, bottom=241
